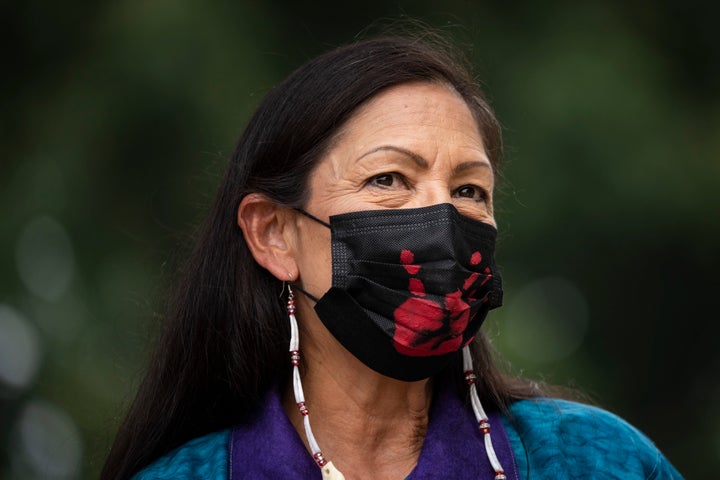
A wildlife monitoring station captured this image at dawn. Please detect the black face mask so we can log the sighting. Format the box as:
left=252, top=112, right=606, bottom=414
left=295, top=203, right=503, bottom=382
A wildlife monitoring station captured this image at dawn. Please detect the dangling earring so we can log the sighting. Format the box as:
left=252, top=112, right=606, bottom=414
left=286, top=285, right=345, bottom=480
left=462, top=346, right=507, bottom=480
left=285, top=285, right=502, bottom=479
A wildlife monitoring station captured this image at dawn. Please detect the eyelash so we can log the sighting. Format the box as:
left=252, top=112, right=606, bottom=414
left=453, top=185, right=488, bottom=203
left=366, top=174, right=488, bottom=203
left=366, top=172, right=407, bottom=189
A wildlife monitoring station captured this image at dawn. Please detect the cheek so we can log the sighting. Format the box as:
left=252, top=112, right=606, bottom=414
left=310, top=181, right=371, bottom=217
left=296, top=223, right=333, bottom=295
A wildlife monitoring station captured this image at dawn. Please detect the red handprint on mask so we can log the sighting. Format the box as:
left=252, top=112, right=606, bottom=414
left=393, top=249, right=491, bottom=356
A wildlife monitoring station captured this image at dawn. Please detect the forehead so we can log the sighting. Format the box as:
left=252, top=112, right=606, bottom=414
left=336, top=81, right=483, bottom=145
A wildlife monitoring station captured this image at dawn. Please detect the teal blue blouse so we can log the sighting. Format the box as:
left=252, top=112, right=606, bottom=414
left=133, top=398, right=682, bottom=479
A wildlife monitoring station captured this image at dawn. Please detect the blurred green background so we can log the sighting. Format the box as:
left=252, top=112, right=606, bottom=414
left=1, top=1, right=718, bottom=478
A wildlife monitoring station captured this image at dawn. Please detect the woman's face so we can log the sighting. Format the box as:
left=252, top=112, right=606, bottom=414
left=293, top=81, right=495, bottom=298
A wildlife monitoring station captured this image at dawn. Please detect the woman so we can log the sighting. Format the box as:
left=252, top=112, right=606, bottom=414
left=101, top=34, right=682, bottom=479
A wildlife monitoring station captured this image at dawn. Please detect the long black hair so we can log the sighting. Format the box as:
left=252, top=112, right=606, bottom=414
left=101, top=33, right=541, bottom=480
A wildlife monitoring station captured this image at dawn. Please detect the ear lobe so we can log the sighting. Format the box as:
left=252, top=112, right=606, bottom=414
left=237, top=193, right=298, bottom=282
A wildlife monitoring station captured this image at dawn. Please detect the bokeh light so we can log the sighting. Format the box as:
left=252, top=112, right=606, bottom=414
left=9, top=400, right=83, bottom=480
left=15, top=217, right=75, bottom=302
left=0, top=305, right=41, bottom=394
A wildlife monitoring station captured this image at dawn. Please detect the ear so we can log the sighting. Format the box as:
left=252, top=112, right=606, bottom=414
left=237, top=193, right=298, bottom=282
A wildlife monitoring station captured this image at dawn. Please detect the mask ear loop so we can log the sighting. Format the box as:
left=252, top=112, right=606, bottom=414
left=293, top=208, right=331, bottom=228
left=289, top=207, right=327, bottom=304
left=289, top=283, right=320, bottom=303
left=286, top=285, right=345, bottom=479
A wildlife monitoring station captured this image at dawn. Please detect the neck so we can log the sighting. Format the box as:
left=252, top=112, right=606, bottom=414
left=283, top=320, right=433, bottom=480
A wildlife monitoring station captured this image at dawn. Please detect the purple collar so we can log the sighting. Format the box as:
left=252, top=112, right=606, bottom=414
left=230, top=385, right=518, bottom=479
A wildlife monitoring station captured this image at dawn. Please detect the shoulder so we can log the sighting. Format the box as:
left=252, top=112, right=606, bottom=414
left=502, top=398, right=683, bottom=479
left=131, top=429, right=230, bottom=480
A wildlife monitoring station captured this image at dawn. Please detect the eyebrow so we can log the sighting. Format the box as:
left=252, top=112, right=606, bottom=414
left=453, top=160, right=492, bottom=174
left=355, top=145, right=428, bottom=168
left=355, top=145, right=492, bottom=173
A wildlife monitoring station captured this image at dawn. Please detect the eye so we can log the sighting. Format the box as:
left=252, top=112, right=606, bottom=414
left=453, top=185, right=488, bottom=202
left=367, top=173, right=406, bottom=189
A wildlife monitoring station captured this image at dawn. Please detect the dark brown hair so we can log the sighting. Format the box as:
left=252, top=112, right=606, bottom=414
left=101, top=33, right=540, bottom=480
